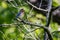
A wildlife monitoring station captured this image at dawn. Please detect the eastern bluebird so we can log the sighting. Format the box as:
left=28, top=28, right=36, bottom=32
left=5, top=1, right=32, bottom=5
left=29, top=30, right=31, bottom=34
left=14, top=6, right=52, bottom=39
left=16, top=9, right=24, bottom=19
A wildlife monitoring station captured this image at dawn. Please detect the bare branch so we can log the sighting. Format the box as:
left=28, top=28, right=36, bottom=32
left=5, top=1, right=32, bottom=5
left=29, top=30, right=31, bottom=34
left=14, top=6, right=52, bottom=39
left=27, top=1, right=48, bottom=12
left=15, top=18, right=53, bottom=40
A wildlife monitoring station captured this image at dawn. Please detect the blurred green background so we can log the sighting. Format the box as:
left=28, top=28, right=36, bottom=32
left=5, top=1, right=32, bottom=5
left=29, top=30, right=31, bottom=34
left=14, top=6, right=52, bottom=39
left=0, top=0, right=60, bottom=40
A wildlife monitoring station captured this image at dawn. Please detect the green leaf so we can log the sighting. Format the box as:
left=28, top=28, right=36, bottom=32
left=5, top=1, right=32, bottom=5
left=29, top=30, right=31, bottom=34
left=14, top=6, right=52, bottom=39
left=53, top=0, right=60, bottom=7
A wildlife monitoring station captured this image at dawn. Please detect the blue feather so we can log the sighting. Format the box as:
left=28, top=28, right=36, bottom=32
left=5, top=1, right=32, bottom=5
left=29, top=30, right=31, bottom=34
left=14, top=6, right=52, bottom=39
left=16, top=12, right=21, bottom=18
left=15, top=9, right=24, bottom=19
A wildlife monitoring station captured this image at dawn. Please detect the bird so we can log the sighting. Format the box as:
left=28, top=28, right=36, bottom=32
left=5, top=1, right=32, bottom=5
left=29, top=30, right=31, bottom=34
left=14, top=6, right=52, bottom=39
left=16, top=9, right=25, bottom=19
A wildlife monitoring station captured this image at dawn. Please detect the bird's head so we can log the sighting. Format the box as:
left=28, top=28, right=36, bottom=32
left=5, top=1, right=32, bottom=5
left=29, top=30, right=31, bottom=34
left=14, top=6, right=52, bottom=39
left=20, top=9, right=25, bottom=13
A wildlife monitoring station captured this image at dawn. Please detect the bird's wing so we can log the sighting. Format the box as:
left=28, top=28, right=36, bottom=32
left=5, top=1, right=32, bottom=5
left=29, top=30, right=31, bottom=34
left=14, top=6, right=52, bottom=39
left=16, top=12, right=21, bottom=18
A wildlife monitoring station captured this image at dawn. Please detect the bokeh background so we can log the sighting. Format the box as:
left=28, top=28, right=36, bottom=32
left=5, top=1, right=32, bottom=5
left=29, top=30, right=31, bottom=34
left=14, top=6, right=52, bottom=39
left=0, top=0, right=60, bottom=40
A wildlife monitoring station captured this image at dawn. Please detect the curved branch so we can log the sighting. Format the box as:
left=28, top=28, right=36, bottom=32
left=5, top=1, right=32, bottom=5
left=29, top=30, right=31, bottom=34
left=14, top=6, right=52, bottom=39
left=16, top=18, right=53, bottom=40
left=0, top=17, right=53, bottom=40
left=27, top=1, right=48, bottom=12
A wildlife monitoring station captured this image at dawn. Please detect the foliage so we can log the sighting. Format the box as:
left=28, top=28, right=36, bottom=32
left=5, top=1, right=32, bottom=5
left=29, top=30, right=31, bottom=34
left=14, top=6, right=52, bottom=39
left=0, top=0, right=60, bottom=40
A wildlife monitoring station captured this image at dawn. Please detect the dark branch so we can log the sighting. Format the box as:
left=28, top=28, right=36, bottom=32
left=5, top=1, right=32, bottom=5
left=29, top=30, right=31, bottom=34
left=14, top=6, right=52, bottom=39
left=27, top=1, right=48, bottom=12
left=16, top=18, right=53, bottom=40
left=0, top=17, right=53, bottom=40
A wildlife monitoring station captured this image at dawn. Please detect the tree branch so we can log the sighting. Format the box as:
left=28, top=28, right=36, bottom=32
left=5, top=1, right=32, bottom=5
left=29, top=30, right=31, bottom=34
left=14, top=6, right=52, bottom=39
left=0, top=17, right=53, bottom=40
left=27, top=1, right=48, bottom=12
left=16, top=18, right=53, bottom=40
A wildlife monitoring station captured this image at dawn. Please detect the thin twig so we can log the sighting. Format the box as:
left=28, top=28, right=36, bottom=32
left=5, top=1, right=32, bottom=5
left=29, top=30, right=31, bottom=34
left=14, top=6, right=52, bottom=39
left=15, top=18, right=53, bottom=40
left=27, top=1, right=48, bottom=12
